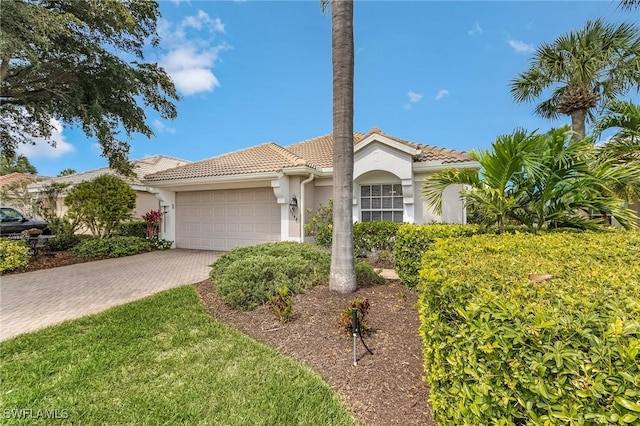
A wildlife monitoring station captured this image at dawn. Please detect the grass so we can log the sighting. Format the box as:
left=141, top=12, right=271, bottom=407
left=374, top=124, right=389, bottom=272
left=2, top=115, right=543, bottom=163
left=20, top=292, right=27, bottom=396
left=0, top=286, right=356, bottom=425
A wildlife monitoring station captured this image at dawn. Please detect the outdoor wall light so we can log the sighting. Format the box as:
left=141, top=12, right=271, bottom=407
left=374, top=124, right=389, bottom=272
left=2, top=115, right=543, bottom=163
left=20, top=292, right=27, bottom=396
left=289, top=195, right=298, bottom=221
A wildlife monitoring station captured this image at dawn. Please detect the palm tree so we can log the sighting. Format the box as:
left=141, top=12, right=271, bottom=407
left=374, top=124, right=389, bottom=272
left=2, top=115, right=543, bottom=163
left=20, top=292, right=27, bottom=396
left=423, top=127, right=640, bottom=232
left=593, top=100, right=640, bottom=218
left=510, top=19, right=640, bottom=140
left=619, top=0, right=639, bottom=10
left=323, top=0, right=356, bottom=293
left=594, top=99, right=640, bottom=163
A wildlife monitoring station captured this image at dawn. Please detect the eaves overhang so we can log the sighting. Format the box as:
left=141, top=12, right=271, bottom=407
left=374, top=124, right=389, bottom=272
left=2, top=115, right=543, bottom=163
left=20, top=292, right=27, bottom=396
left=412, top=160, right=480, bottom=173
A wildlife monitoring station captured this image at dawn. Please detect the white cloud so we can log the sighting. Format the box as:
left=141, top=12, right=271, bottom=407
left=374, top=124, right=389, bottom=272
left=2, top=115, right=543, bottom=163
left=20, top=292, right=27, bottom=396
left=17, top=119, right=75, bottom=159
left=407, top=91, right=423, bottom=103
left=468, top=22, right=483, bottom=36
left=435, top=89, right=449, bottom=101
left=509, top=39, right=534, bottom=53
left=153, top=119, right=176, bottom=134
left=158, top=14, right=230, bottom=96
left=160, top=45, right=227, bottom=95
left=182, top=10, right=225, bottom=33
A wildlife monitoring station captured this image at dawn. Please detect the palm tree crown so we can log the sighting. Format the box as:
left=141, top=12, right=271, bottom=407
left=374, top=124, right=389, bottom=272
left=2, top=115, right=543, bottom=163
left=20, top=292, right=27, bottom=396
left=510, top=19, right=640, bottom=139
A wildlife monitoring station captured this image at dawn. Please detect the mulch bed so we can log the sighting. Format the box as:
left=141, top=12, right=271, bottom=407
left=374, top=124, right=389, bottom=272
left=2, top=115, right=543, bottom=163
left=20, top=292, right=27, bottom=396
left=195, top=279, right=434, bottom=426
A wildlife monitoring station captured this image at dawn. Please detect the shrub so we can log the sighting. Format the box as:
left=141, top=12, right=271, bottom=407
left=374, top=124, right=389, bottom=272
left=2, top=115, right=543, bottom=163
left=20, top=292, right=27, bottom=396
left=210, top=242, right=383, bottom=311
left=269, top=286, right=293, bottom=324
left=142, top=210, right=163, bottom=239
left=353, top=221, right=401, bottom=255
left=355, top=261, right=386, bottom=286
left=149, top=239, right=173, bottom=250
left=64, top=175, right=136, bottom=237
left=394, top=223, right=483, bottom=288
left=116, top=220, right=147, bottom=238
left=418, top=231, right=640, bottom=425
left=72, top=236, right=153, bottom=258
left=304, top=200, right=333, bottom=248
left=44, top=234, right=81, bottom=251
left=0, top=239, right=31, bottom=273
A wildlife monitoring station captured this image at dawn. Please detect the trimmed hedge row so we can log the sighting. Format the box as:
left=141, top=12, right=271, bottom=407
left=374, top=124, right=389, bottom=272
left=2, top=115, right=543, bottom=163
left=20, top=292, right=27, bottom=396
left=353, top=221, right=401, bottom=254
left=72, top=236, right=154, bottom=258
left=394, top=224, right=482, bottom=288
left=210, top=242, right=385, bottom=311
left=418, top=231, right=640, bottom=425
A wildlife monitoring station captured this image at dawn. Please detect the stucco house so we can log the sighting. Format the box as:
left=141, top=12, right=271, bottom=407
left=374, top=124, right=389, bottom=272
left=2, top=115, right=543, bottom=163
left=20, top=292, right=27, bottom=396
left=143, top=128, right=479, bottom=251
left=28, top=155, right=190, bottom=219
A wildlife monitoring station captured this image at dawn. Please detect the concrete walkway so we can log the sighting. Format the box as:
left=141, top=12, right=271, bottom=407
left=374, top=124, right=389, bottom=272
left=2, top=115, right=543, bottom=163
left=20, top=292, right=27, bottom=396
left=0, top=249, right=221, bottom=341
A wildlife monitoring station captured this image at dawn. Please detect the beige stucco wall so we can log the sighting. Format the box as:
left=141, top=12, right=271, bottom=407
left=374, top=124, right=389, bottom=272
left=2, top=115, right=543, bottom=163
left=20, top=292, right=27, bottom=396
left=134, top=191, right=161, bottom=219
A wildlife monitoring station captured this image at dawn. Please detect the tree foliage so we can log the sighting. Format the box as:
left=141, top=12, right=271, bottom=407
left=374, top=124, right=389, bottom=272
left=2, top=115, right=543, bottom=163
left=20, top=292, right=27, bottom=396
left=64, top=174, right=136, bottom=237
left=510, top=19, right=640, bottom=139
left=423, top=127, right=640, bottom=232
left=0, top=0, right=178, bottom=173
left=0, top=153, right=36, bottom=174
left=57, top=168, right=76, bottom=177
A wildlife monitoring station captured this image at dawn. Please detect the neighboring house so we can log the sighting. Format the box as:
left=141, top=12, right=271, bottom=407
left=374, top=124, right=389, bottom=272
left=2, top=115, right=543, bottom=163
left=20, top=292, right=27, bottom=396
left=144, top=128, right=479, bottom=251
left=0, top=173, right=45, bottom=216
left=28, top=155, right=191, bottom=219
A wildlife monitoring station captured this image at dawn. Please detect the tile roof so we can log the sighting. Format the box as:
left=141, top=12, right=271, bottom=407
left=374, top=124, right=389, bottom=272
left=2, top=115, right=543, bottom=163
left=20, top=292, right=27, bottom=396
left=144, top=143, right=307, bottom=181
left=29, top=155, right=190, bottom=189
left=0, top=173, right=40, bottom=188
left=144, top=129, right=474, bottom=182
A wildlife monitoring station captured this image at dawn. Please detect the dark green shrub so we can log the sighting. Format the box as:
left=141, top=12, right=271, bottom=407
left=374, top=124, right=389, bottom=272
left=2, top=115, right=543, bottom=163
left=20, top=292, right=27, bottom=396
left=116, top=220, right=147, bottom=238
left=394, top=223, right=483, bottom=288
left=355, top=261, right=386, bottom=286
left=353, top=221, right=401, bottom=254
left=210, top=242, right=383, bottom=311
left=72, top=236, right=153, bottom=258
left=44, top=234, right=81, bottom=251
left=418, top=231, right=640, bottom=425
left=0, top=239, right=30, bottom=272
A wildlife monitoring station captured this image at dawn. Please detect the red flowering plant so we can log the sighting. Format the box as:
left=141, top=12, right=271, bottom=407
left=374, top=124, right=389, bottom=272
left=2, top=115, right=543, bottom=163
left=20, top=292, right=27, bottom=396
left=142, top=210, right=163, bottom=239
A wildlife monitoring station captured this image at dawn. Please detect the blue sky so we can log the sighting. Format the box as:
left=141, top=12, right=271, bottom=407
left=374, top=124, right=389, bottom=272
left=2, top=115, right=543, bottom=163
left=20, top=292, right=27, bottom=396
left=22, top=1, right=639, bottom=177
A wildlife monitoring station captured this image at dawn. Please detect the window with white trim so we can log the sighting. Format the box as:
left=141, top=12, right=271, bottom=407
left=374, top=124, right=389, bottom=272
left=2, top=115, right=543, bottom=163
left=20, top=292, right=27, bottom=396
left=360, top=184, right=403, bottom=222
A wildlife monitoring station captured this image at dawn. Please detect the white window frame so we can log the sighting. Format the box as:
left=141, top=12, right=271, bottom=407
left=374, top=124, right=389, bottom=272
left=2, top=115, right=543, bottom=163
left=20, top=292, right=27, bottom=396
left=360, top=183, right=403, bottom=222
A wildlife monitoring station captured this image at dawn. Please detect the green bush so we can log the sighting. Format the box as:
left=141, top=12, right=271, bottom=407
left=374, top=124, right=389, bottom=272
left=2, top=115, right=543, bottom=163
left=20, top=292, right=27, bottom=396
left=44, top=234, right=81, bottom=251
left=304, top=200, right=333, bottom=248
left=394, top=223, right=483, bottom=288
left=0, top=239, right=31, bottom=273
left=210, top=242, right=383, bottom=311
left=116, top=220, right=147, bottom=238
left=353, top=221, right=401, bottom=254
left=72, top=236, right=153, bottom=258
left=418, top=231, right=640, bottom=425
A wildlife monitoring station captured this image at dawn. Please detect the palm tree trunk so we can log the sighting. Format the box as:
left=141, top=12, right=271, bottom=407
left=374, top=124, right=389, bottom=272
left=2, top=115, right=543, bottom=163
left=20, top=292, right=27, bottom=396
left=570, top=109, right=587, bottom=140
left=330, top=0, right=356, bottom=293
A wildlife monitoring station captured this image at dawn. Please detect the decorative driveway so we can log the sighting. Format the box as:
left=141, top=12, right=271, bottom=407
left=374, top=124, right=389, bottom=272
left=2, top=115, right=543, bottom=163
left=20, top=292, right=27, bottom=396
left=0, top=249, right=221, bottom=341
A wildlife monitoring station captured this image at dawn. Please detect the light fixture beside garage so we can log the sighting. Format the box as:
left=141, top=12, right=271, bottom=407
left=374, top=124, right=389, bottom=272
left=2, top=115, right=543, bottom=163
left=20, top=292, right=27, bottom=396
left=289, top=195, right=298, bottom=221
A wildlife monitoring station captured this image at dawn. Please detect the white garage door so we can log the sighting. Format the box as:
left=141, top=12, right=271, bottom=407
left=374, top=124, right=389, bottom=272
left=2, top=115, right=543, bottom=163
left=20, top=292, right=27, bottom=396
left=175, top=188, right=281, bottom=250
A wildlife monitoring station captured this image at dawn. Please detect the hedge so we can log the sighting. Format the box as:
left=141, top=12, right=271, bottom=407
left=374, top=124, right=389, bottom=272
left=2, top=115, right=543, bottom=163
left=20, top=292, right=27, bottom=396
left=394, top=224, right=482, bottom=288
left=72, top=236, right=153, bottom=258
left=353, top=221, right=401, bottom=254
left=418, top=231, right=640, bottom=425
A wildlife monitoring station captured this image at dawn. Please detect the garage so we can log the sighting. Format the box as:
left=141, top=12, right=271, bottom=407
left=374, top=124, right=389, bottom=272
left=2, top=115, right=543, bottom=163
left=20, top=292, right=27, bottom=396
left=175, top=188, right=281, bottom=251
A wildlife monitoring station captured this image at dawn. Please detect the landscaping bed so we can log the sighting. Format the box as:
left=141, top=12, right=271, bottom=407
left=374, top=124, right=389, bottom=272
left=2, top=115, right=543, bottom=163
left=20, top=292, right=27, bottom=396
left=195, top=278, right=433, bottom=426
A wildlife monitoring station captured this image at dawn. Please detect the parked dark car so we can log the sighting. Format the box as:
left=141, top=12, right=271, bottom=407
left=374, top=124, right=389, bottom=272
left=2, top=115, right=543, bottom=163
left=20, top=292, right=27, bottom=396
left=0, top=207, right=51, bottom=236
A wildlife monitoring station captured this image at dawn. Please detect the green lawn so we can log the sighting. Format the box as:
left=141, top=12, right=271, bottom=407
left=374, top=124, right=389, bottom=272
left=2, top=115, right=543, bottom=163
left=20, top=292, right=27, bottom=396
left=0, top=286, right=356, bottom=425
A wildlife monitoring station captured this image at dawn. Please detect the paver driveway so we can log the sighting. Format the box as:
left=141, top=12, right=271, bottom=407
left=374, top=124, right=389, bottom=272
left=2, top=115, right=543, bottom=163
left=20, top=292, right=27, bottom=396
left=0, top=249, right=221, bottom=341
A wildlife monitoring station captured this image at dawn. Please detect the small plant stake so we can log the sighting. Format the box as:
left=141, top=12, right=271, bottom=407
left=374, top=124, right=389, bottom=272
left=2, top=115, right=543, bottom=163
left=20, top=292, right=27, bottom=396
left=351, top=307, right=373, bottom=367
